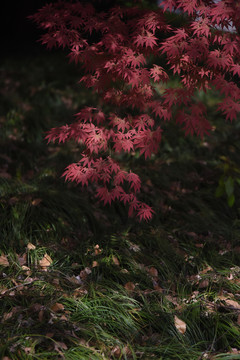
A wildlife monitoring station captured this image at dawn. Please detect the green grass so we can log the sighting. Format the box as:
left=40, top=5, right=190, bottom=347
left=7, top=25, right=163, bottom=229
left=0, top=52, right=240, bottom=359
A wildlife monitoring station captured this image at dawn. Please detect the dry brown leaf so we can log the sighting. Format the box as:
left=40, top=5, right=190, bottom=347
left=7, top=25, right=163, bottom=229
left=46, top=332, right=54, bottom=338
left=80, top=267, right=92, bottom=281
left=67, top=275, right=82, bottom=285
left=198, top=279, right=209, bottom=288
left=73, top=288, right=88, bottom=297
left=123, top=345, right=132, bottom=356
left=24, top=347, right=32, bottom=354
left=200, top=266, right=213, bottom=274
left=111, top=345, right=121, bottom=357
left=3, top=311, right=14, bottom=321
left=54, top=341, right=68, bottom=356
left=124, top=282, right=135, bottom=291
left=27, top=243, right=36, bottom=250
left=39, top=310, right=44, bottom=322
left=31, top=198, right=42, bottom=206
left=92, top=260, right=99, bottom=268
left=225, top=299, right=240, bottom=310
left=51, top=303, right=65, bottom=312
left=39, top=254, right=52, bottom=271
left=17, top=253, right=27, bottom=266
left=148, top=267, right=158, bottom=277
left=94, top=244, right=102, bottom=255
left=21, top=265, right=31, bottom=271
left=129, top=242, right=140, bottom=252
left=153, top=285, right=164, bottom=292
left=112, top=255, right=120, bottom=266
left=0, top=255, right=9, bottom=267
left=174, top=315, right=187, bottom=334
left=166, top=295, right=179, bottom=306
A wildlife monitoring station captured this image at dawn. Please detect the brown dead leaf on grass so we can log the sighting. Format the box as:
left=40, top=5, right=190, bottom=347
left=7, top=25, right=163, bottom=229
left=94, top=244, right=102, bottom=255
left=27, top=243, right=36, bottom=250
left=174, top=315, right=187, bottom=334
left=198, top=279, right=209, bottom=289
left=112, top=255, right=120, bottom=266
left=124, top=282, right=135, bottom=292
left=51, top=303, right=65, bottom=312
left=17, top=253, right=27, bottom=266
left=224, top=299, right=240, bottom=310
left=39, top=254, right=52, bottom=271
left=148, top=267, right=158, bottom=277
left=31, top=198, right=42, bottom=206
left=0, top=254, right=9, bottom=267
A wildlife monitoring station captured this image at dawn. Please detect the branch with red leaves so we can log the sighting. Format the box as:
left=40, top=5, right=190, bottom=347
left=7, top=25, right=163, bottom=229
left=32, top=0, right=240, bottom=221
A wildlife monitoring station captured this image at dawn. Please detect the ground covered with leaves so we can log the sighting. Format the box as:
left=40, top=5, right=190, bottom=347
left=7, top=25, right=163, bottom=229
left=1, top=52, right=240, bottom=359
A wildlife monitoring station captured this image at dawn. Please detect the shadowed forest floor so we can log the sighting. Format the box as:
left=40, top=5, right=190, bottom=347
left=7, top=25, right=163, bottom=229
left=0, top=52, right=240, bottom=359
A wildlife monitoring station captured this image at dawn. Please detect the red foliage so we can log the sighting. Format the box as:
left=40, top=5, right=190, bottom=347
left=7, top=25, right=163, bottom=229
left=32, top=0, right=240, bottom=221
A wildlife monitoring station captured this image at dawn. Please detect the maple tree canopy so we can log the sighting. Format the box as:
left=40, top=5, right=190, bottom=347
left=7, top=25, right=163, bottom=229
left=32, top=0, right=240, bottom=221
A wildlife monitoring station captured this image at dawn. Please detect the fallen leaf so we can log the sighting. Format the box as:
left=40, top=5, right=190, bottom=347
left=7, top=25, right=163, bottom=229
left=73, top=288, right=88, bottom=297
left=39, top=309, right=44, bottom=322
left=0, top=255, right=9, bottom=267
left=112, top=255, right=120, bottom=266
left=200, top=266, right=213, bottom=274
left=224, top=299, right=240, bottom=310
left=27, top=243, right=36, bottom=250
left=174, top=315, right=187, bottom=334
left=17, top=253, right=27, bottom=266
left=21, top=265, right=31, bottom=271
left=124, top=282, right=135, bottom=291
left=148, top=267, right=158, bottom=277
left=46, top=332, right=54, bottom=338
left=51, top=303, right=65, bottom=312
left=111, top=346, right=121, bottom=357
left=123, top=345, right=132, bottom=356
left=230, top=348, right=240, bottom=354
left=94, top=244, right=102, bottom=255
left=79, top=267, right=92, bottom=281
left=3, top=311, right=14, bottom=321
left=166, top=295, right=179, bottom=306
left=31, top=198, right=42, bottom=206
left=24, top=347, right=32, bottom=354
left=153, top=285, right=164, bottom=292
left=129, top=242, right=140, bottom=252
left=39, top=254, right=52, bottom=271
left=198, top=279, right=209, bottom=288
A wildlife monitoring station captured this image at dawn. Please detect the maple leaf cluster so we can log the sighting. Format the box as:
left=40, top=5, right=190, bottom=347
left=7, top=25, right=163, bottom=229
left=32, top=0, right=240, bottom=220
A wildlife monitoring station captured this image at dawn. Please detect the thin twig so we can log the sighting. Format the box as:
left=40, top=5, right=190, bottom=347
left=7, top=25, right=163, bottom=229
left=0, top=280, right=36, bottom=298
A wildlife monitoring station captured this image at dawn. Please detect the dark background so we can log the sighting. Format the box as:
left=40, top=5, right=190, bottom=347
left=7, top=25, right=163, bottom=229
left=2, top=0, right=54, bottom=56
left=1, top=0, right=126, bottom=56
